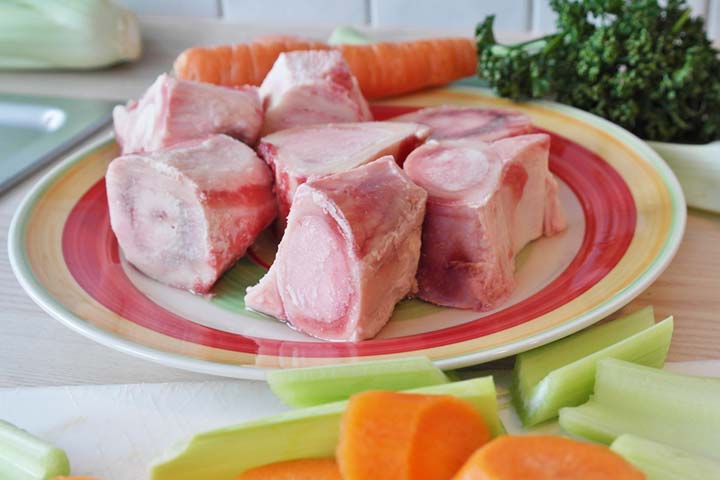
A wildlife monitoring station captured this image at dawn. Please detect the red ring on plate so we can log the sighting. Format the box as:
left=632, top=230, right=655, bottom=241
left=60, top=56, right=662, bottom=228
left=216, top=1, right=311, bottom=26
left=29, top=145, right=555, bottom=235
left=62, top=105, right=636, bottom=357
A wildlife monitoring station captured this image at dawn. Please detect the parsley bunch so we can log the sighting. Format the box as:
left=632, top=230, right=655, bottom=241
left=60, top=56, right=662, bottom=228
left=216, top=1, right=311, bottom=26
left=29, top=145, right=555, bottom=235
left=476, top=0, right=720, bottom=143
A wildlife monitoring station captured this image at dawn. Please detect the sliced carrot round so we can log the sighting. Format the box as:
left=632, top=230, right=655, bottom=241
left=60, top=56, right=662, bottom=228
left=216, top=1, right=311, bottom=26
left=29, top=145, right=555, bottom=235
left=452, top=435, right=645, bottom=480
left=235, top=458, right=341, bottom=480
left=337, top=391, right=491, bottom=480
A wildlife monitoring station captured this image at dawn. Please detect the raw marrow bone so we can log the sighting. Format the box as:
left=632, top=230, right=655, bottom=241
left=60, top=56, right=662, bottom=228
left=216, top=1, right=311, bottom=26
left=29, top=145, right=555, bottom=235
left=258, top=121, right=429, bottom=231
left=106, top=134, right=276, bottom=293
left=259, top=50, right=372, bottom=135
left=392, top=105, right=532, bottom=142
left=113, top=73, right=263, bottom=154
left=403, top=134, right=566, bottom=310
left=245, top=156, right=427, bottom=341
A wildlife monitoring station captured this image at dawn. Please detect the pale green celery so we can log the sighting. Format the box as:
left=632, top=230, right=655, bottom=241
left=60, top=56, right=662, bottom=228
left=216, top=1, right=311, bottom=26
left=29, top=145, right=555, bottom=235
left=611, top=434, right=720, bottom=480
left=560, top=359, right=720, bottom=459
left=648, top=140, right=720, bottom=213
left=0, top=0, right=141, bottom=69
left=514, top=307, right=655, bottom=402
left=327, top=26, right=374, bottom=45
left=512, top=307, right=671, bottom=426
left=267, top=356, right=449, bottom=407
left=151, top=377, right=501, bottom=480
left=0, top=419, right=70, bottom=480
left=593, top=358, right=720, bottom=424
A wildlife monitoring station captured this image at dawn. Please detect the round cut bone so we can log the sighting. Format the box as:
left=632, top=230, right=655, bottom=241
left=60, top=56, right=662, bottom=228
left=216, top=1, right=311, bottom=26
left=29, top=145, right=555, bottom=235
left=245, top=156, right=427, bottom=341
left=392, top=105, right=532, bottom=142
left=404, top=134, right=566, bottom=310
left=106, top=134, right=276, bottom=293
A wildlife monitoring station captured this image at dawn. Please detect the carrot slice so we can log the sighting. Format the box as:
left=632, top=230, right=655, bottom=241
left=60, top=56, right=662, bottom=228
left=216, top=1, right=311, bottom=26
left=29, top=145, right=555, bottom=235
left=452, top=435, right=645, bottom=480
left=173, top=37, right=476, bottom=98
left=235, top=458, right=341, bottom=480
left=337, top=391, right=490, bottom=480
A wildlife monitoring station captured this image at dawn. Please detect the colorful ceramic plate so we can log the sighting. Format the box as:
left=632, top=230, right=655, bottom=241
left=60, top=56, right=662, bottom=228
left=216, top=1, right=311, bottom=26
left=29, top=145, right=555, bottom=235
left=9, top=87, right=686, bottom=379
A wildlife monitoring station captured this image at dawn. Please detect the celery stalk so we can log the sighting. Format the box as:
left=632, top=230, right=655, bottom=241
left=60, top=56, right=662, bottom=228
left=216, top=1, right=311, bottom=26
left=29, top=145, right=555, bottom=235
left=559, top=359, right=720, bottom=459
left=611, top=434, right=720, bottom=480
left=512, top=308, right=671, bottom=426
left=594, top=357, right=720, bottom=422
left=0, top=419, right=70, bottom=480
left=0, top=0, right=141, bottom=70
left=151, top=377, right=501, bottom=480
left=267, top=356, right=449, bottom=407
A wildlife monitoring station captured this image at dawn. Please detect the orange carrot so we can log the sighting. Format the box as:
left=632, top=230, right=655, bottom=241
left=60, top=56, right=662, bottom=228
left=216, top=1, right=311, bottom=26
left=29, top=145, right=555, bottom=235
left=173, top=37, right=477, bottom=98
left=339, top=38, right=477, bottom=98
left=337, top=390, right=490, bottom=480
left=235, top=458, right=341, bottom=480
left=174, top=38, right=331, bottom=87
left=452, top=435, right=645, bottom=480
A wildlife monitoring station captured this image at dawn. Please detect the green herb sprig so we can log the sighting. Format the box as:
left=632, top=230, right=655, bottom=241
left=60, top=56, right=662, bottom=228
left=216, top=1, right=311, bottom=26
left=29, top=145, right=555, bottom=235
left=476, top=0, right=720, bottom=143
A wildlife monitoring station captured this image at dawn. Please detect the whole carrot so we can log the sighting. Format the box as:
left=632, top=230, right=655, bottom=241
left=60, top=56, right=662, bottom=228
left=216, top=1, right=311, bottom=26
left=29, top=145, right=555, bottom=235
left=339, top=38, right=477, bottom=98
left=174, top=37, right=477, bottom=98
left=174, top=37, right=330, bottom=86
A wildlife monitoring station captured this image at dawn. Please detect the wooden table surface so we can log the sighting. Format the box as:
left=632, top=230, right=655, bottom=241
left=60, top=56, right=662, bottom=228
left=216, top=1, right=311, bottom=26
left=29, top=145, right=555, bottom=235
left=1, top=18, right=718, bottom=388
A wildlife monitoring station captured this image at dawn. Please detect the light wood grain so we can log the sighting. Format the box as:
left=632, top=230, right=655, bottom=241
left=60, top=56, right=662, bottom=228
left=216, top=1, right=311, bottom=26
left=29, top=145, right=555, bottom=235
left=0, top=17, right=718, bottom=388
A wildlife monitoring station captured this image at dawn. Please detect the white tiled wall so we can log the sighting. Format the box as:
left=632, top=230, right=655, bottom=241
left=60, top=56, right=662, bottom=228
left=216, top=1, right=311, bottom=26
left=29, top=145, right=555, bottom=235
left=369, top=0, right=531, bottom=31
left=116, top=0, right=219, bottom=17
left=122, top=0, right=720, bottom=40
left=710, top=0, right=720, bottom=39
left=222, top=0, right=368, bottom=26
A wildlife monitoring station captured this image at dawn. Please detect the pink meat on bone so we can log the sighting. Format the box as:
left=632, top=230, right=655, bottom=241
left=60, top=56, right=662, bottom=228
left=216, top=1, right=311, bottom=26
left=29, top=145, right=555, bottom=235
left=259, top=50, right=372, bottom=135
left=403, top=134, right=566, bottom=310
left=113, top=74, right=263, bottom=155
left=257, top=121, right=430, bottom=231
left=391, top=105, right=532, bottom=142
left=245, top=156, right=427, bottom=341
left=106, top=134, right=276, bottom=293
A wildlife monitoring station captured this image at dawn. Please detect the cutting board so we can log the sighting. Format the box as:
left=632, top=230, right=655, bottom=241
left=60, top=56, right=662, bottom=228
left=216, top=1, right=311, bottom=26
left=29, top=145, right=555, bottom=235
left=0, top=93, right=114, bottom=192
left=1, top=361, right=717, bottom=479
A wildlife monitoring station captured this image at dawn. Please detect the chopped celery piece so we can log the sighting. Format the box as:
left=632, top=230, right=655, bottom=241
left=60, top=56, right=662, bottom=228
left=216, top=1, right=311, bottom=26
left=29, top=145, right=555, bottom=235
left=151, top=377, right=501, bottom=480
left=611, top=434, right=720, bottom=480
left=515, top=307, right=655, bottom=389
left=512, top=308, right=671, bottom=426
left=560, top=358, right=720, bottom=459
left=0, top=419, right=70, bottom=480
left=267, top=356, right=449, bottom=407
left=593, top=357, right=720, bottom=422
left=327, top=26, right=374, bottom=45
